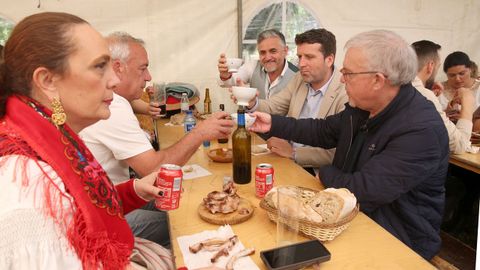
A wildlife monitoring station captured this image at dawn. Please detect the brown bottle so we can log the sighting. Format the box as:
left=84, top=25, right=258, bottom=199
left=204, top=88, right=211, bottom=114
left=217, top=104, right=229, bottom=144
left=232, top=107, right=251, bottom=184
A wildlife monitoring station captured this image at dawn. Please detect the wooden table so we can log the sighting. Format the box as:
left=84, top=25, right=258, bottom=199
left=449, top=152, right=480, bottom=174
left=156, top=119, right=435, bottom=270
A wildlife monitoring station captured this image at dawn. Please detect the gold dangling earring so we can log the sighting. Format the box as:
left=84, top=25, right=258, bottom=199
left=51, top=97, right=66, bottom=127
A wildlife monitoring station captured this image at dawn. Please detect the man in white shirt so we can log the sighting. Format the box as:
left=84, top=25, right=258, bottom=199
left=80, top=32, right=233, bottom=247
left=411, top=40, right=475, bottom=154
left=244, top=29, right=348, bottom=175
left=217, top=29, right=298, bottom=99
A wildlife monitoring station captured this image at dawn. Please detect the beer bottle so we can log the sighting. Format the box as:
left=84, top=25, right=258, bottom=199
left=204, top=88, right=212, bottom=114
left=232, top=107, right=251, bottom=184
left=217, top=104, right=229, bottom=144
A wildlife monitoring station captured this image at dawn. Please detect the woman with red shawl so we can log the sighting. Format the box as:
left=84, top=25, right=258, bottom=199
left=0, top=12, right=195, bottom=270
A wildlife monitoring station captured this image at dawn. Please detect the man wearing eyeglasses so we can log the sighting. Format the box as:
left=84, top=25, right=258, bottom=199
left=242, top=28, right=347, bottom=175
left=249, top=30, right=448, bottom=260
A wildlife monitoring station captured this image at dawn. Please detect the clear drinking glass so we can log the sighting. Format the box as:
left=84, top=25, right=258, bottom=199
left=276, top=186, right=300, bottom=247
left=152, top=82, right=167, bottom=117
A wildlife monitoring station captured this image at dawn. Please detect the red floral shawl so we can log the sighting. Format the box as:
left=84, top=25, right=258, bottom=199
left=0, top=96, right=146, bottom=269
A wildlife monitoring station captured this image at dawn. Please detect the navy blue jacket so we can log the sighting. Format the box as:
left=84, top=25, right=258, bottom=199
left=268, top=83, right=448, bottom=259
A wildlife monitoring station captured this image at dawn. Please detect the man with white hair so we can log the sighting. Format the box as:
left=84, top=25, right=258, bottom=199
left=80, top=32, right=233, bottom=247
left=81, top=32, right=232, bottom=183
left=250, top=30, right=448, bottom=260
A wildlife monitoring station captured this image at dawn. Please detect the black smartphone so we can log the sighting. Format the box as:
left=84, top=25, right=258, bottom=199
left=260, top=239, right=331, bottom=270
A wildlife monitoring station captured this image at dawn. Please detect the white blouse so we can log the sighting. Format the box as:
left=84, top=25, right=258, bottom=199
left=0, top=155, right=82, bottom=270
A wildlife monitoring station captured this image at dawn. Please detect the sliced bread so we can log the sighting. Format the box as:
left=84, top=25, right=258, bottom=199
left=308, top=188, right=356, bottom=223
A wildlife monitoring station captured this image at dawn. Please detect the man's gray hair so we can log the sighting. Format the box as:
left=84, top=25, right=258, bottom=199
left=257, top=29, right=286, bottom=47
left=345, top=30, right=417, bottom=86
left=107, top=31, right=145, bottom=62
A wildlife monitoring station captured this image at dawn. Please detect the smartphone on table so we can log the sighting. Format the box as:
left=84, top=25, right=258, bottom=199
left=260, top=239, right=331, bottom=270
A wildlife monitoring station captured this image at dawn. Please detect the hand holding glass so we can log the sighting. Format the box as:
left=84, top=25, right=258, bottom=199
left=227, top=58, right=243, bottom=73
left=152, top=82, right=167, bottom=117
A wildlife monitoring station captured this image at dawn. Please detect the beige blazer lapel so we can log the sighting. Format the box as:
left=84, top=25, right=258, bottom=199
left=290, top=83, right=309, bottom=118
left=317, top=71, right=343, bottom=119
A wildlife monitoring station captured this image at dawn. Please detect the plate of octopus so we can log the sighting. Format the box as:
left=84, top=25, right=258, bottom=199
left=198, top=181, right=254, bottom=225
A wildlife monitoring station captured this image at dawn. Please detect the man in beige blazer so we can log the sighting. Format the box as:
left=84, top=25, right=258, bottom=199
left=245, top=29, right=348, bottom=172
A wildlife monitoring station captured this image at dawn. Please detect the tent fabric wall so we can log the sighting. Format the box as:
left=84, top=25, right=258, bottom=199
left=1, top=0, right=479, bottom=113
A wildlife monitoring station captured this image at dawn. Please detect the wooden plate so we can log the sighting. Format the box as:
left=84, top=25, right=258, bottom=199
left=198, top=198, right=254, bottom=225
left=207, top=148, right=232, bottom=163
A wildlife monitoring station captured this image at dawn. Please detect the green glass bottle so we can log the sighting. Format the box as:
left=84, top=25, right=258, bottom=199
left=217, top=104, right=229, bottom=144
left=232, top=107, right=251, bottom=184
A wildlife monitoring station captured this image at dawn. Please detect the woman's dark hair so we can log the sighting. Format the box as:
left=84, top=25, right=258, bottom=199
left=443, top=51, right=472, bottom=73
left=0, top=12, right=87, bottom=117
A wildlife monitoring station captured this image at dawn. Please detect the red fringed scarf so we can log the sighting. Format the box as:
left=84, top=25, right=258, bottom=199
left=0, top=96, right=135, bottom=269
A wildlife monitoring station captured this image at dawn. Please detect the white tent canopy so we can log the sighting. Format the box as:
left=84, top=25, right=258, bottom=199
left=1, top=0, right=479, bottom=113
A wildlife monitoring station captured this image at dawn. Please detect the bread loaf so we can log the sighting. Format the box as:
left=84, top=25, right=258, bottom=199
left=266, top=186, right=356, bottom=224
left=300, top=204, right=323, bottom=223
left=267, top=186, right=323, bottom=222
left=308, top=188, right=356, bottom=223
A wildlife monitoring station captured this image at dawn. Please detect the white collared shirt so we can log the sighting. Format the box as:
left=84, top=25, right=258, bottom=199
left=293, top=71, right=335, bottom=173
left=263, top=59, right=290, bottom=99
left=298, top=71, right=335, bottom=119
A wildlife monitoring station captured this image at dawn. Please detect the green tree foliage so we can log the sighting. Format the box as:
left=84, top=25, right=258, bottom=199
left=0, top=18, right=14, bottom=46
left=243, top=1, right=318, bottom=61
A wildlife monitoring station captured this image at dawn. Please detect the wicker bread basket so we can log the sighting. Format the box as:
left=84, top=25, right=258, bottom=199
left=259, top=187, right=359, bottom=241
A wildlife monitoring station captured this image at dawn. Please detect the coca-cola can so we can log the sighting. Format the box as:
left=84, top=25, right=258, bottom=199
left=255, top=163, right=274, bottom=198
left=155, top=164, right=183, bottom=210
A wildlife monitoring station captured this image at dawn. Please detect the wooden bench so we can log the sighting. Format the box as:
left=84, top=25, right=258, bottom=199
left=430, top=231, right=476, bottom=270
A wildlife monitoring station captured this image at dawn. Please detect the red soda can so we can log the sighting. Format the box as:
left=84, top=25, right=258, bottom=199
left=255, top=163, right=274, bottom=198
left=155, top=164, right=183, bottom=210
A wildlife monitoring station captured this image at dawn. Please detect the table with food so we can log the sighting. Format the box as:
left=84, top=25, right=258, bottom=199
left=154, top=117, right=435, bottom=270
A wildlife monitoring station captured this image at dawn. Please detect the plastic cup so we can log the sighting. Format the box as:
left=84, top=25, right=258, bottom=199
left=152, top=82, right=167, bottom=117
left=276, top=186, right=300, bottom=247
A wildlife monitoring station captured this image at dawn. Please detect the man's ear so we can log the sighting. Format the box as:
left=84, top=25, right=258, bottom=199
left=31, top=67, right=60, bottom=100
left=372, top=73, right=388, bottom=90
left=426, top=60, right=435, bottom=75
left=112, top=59, right=125, bottom=79
left=325, top=54, right=335, bottom=68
